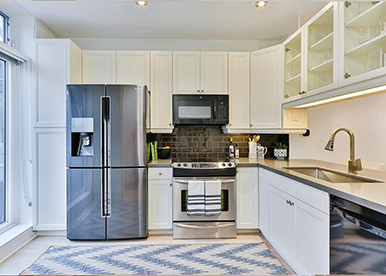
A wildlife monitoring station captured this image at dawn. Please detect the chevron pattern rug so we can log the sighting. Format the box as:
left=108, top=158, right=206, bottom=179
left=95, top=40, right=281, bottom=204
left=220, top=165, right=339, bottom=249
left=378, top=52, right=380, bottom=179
left=331, top=242, right=386, bottom=274
left=21, top=243, right=289, bottom=275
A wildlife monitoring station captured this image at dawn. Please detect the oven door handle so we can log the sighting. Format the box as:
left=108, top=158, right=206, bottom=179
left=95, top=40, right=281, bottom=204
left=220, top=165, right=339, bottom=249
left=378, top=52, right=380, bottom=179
left=173, top=179, right=235, bottom=184
left=174, top=223, right=236, bottom=229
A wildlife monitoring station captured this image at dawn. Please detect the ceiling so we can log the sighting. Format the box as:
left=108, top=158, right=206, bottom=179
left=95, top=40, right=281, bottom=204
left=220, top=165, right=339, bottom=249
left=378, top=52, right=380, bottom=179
left=15, top=1, right=328, bottom=41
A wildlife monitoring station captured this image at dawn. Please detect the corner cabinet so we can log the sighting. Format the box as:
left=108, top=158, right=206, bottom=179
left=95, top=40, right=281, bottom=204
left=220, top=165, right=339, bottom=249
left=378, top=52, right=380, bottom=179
left=150, top=51, right=173, bottom=133
left=236, top=167, right=259, bottom=229
left=283, top=2, right=339, bottom=103
left=250, top=45, right=283, bottom=130
left=259, top=168, right=329, bottom=275
left=339, top=1, right=386, bottom=87
left=148, top=168, right=173, bottom=231
left=173, top=51, right=228, bottom=94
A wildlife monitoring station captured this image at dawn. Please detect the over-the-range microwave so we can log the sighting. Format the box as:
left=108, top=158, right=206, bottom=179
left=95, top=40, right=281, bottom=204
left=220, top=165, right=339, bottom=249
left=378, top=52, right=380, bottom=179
left=173, top=95, right=229, bottom=125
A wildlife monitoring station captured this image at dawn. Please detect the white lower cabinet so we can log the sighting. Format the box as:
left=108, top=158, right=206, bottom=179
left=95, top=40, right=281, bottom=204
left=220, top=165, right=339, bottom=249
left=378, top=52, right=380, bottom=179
left=259, top=168, right=329, bottom=275
left=148, top=168, right=173, bottom=230
left=236, top=167, right=259, bottom=229
left=269, top=186, right=296, bottom=258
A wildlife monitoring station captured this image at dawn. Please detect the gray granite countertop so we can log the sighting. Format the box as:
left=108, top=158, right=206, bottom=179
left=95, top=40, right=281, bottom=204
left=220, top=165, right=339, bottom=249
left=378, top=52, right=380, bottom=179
left=147, top=159, right=172, bottom=167
left=236, top=157, right=386, bottom=214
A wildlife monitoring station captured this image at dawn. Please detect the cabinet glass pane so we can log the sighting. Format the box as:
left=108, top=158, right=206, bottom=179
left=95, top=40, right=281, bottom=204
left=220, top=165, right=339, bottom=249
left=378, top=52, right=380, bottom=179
left=307, top=6, right=334, bottom=91
left=284, top=33, right=302, bottom=99
left=344, top=1, right=386, bottom=79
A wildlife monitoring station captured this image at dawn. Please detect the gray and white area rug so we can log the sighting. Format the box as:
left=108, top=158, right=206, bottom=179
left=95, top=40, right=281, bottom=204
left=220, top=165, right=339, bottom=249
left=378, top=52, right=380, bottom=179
left=21, top=243, right=289, bottom=275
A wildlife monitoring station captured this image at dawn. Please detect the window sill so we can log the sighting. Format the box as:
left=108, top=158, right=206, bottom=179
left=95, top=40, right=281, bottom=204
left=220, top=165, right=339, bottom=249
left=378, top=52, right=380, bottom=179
left=0, top=224, right=36, bottom=264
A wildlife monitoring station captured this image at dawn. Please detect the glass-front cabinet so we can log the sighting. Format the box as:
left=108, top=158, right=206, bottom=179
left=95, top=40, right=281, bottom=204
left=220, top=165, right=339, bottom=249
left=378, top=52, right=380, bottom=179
left=283, top=2, right=338, bottom=103
left=305, top=2, right=338, bottom=95
left=283, top=29, right=304, bottom=102
left=340, top=1, right=386, bottom=86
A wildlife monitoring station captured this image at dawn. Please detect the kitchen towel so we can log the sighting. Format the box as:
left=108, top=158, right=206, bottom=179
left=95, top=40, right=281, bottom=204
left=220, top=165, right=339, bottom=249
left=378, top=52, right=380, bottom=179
left=187, top=180, right=205, bottom=216
left=205, top=180, right=221, bottom=216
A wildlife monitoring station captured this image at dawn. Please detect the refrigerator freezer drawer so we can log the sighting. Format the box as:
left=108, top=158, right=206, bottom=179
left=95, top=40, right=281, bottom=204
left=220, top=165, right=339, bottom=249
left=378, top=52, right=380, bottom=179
left=67, top=168, right=105, bottom=240
left=107, top=168, right=147, bottom=239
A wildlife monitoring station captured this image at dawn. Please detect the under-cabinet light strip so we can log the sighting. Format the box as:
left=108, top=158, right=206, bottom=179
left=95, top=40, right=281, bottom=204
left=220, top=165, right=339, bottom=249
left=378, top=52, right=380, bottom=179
left=294, top=84, right=386, bottom=108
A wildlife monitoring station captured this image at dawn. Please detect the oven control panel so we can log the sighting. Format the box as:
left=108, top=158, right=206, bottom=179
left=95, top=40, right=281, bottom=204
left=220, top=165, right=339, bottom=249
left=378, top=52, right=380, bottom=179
left=172, top=162, right=236, bottom=169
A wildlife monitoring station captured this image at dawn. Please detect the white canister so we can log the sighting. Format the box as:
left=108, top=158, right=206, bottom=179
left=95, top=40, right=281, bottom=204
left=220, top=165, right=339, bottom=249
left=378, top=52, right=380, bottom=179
left=248, top=142, right=257, bottom=159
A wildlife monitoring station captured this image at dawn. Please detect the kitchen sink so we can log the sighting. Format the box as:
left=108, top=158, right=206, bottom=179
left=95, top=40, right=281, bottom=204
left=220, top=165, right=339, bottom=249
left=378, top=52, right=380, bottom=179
left=283, top=167, right=383, bottom=183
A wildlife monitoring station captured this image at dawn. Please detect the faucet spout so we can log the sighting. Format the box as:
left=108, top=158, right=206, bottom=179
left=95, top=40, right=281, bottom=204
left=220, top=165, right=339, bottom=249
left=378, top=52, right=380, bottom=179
left=324, top=128, right=362, bottom=174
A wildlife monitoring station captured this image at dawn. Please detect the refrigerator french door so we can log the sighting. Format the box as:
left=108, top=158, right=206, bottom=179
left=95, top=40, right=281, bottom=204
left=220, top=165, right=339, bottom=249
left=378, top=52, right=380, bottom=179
left=66, top=84, right=147, bottom=240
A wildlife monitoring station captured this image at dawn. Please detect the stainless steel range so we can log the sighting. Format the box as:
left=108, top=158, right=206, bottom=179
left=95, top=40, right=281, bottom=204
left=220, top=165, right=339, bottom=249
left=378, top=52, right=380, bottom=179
left=172, top=159, right=237, bottom=239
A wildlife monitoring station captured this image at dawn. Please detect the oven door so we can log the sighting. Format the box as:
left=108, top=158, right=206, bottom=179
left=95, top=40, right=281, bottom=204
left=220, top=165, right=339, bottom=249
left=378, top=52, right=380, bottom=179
left=172, top=177, right=236, bottom=221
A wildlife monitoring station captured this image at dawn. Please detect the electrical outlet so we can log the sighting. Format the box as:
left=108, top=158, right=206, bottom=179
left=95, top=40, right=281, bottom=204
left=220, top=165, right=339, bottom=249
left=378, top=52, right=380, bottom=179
left=292, top=110, right=299, bottom=121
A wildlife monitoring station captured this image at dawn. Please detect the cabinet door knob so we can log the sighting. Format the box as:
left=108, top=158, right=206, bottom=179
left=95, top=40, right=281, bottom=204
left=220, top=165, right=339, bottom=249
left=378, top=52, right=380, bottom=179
left=345, top=72, right=351, bottom=79
left=159, top=172, right=163, bottom=175
left=197, top=89, right=200, bottom=93
left=169, top=123, right=172, bottom=126
left=169, top=183, right=172, bottom=186
left=229, top=124, right=232, bottom=126
left=250, top=124, right=252, bottom=127
left=201, top=89, right=204, bottom=93
left=286, top=200, right=290, bottom=204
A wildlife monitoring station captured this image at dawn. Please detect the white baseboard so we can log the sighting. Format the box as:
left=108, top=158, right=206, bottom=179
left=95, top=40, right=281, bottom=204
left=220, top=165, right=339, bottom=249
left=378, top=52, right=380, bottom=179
left=0, top=225, right=37, bottom=264
left=36, top=230, right=66, bottom=236
left=148, top=229, right=173, bottom=235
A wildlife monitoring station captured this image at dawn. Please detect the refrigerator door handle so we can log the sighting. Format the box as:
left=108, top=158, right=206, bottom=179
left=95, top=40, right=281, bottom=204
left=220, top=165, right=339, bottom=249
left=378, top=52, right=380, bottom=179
left=101, top=96, right=111, bottom=167
left=106, top=168, right=111, bottom=217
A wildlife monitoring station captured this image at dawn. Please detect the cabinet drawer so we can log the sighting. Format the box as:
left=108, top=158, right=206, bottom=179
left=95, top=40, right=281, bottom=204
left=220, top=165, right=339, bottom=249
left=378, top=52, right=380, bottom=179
left=148, top=168, right=172, bottom=180
left=292, top=181, right=329, bottom=214
left=269, top=170, right=293, bottom=195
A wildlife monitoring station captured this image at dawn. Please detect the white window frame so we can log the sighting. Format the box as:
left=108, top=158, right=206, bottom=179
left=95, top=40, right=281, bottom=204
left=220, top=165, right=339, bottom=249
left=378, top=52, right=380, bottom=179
left=0, top=42, right=29, bottom=234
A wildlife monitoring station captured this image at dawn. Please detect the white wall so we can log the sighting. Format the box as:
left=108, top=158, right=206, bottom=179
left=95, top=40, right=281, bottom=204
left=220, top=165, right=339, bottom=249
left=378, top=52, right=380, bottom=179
left=71, top=37, right=282, bottom=52
left=290, top=93, right=386, bottom=166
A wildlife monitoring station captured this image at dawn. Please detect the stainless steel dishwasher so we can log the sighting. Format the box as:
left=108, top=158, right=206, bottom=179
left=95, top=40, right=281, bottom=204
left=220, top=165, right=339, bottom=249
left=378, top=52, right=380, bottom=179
left=330, top=195, right=386, bottom=274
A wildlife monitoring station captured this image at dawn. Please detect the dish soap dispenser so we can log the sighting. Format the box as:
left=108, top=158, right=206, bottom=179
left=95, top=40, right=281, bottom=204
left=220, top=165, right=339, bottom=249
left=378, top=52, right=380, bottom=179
left=228, top=138, right=235, bottom=159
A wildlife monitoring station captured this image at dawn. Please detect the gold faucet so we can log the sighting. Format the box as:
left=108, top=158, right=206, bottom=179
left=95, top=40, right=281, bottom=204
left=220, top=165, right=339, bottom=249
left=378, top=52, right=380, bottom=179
left=324, top=128, right=362, bottom=174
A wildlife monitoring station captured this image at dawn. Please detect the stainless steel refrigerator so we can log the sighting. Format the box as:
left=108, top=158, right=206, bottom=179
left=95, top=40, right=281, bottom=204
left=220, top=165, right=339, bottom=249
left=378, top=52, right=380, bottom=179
left=66, top=84, right=147, bottom=240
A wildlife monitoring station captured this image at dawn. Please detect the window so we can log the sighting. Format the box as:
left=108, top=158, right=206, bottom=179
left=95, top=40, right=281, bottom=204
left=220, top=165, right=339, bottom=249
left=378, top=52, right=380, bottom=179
left=0, top=12, right=9, bottom=225
left=0, top=59, right=4, bottom=225
left=0, top=12, right=9, bottom=45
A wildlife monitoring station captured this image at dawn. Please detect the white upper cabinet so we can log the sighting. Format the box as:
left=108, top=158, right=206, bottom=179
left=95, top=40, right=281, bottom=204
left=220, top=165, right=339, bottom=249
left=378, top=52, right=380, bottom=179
left=283, top=28, right=305, bottom=103
left=200, top=52, right=228, bottom=94
left=117, top=51, right=150, bottom=85
left=226, top=52, right=250, bottom=131
left=150, top=51, right=173, bottom=133
left=36, top=39, right=82, bottom=126
left=305, top=2, right=339, bottom=96
left=173, top=51, right=201, bottom=94
left=173, top=51, right=228, bottom=94
left=250, top=45, right=283, bottom=129
left=339, top=1, right=386, bottom=86
left=83, top=50, right=116, bottom=84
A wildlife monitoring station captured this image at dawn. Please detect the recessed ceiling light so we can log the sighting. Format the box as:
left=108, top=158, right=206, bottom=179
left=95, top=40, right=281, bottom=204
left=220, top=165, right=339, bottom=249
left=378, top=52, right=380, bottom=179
left=255, top=1, right=268, bottom=8
left=135, top=1, right=148, bottom=6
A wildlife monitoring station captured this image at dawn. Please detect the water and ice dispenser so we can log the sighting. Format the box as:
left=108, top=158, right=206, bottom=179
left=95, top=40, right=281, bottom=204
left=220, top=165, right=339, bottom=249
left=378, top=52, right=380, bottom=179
left=71, top=118, right=94, bottom=157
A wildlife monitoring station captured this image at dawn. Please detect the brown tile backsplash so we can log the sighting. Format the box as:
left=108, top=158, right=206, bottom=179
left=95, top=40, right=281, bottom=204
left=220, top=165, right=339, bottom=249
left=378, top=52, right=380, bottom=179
left=149, top=125, right=289, bottom=161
